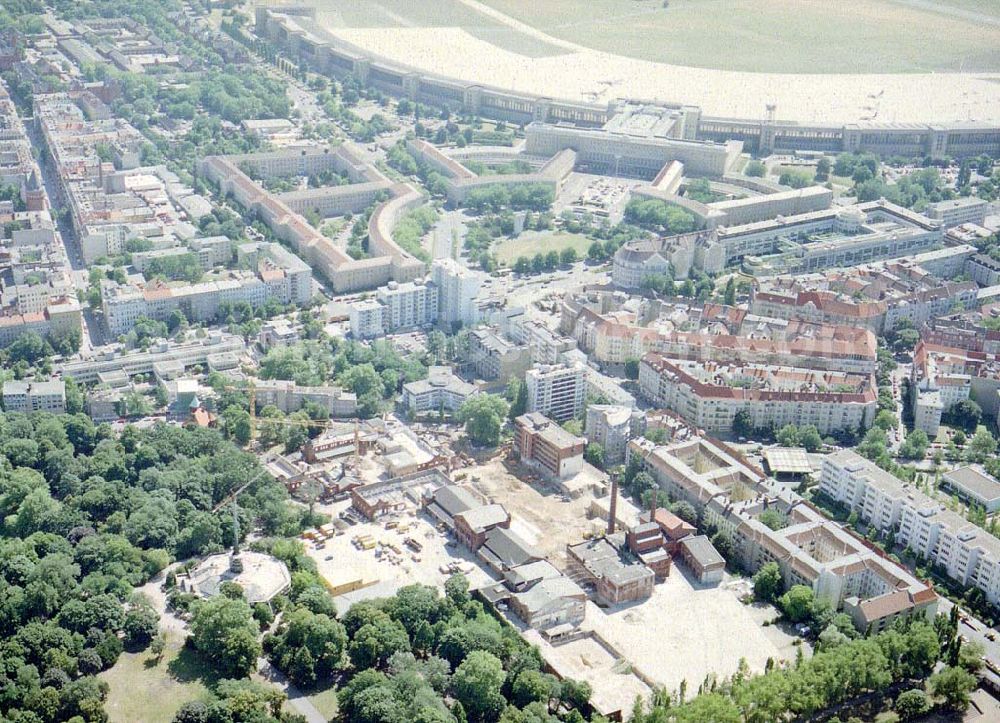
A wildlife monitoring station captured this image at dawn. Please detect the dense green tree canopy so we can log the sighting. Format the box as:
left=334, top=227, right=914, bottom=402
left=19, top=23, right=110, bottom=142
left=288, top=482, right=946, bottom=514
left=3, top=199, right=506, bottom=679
left=190, top=597, right=262, bottom=678
left=458, top=395, right=509, bottom=447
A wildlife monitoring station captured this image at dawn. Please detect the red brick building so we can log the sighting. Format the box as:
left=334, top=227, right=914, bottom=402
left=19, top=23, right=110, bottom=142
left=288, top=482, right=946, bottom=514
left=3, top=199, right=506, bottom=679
left=453, top=504, right=511, bottom=550
left=641, top=508, right=696, bottom=554
left=626, top=522, right=672, bottom=579
left=514, top=412, right=586, bottom=479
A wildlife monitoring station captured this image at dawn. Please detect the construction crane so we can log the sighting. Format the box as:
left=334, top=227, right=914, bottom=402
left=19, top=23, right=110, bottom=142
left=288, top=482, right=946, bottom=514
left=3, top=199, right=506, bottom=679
left=211, top=460, right=274, bottom=573
left=220, top=381, right=342, bottom=441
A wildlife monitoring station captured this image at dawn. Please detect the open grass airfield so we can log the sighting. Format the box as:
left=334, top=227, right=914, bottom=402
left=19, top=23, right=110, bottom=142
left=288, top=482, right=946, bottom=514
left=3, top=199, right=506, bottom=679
left=310, top=0, right=1000, bottom=73
left=294, top=0, right=1000, bottom=123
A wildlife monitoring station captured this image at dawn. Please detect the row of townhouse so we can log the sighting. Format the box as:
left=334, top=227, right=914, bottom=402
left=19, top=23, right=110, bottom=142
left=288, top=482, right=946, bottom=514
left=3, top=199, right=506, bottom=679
left=638, top=352, right=878, bottom=436
left=820, top=449, right=1000, bottom=607
left=560, top=299, right=878, bottom=374
left=750, top=280, right=979, bottom=336
left=103, top=243, right=312, bottom=336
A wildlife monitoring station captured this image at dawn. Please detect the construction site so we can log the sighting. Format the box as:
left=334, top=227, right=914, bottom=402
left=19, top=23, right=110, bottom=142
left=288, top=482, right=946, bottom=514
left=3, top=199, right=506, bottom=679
left=277, top=429, right=803, bottom=720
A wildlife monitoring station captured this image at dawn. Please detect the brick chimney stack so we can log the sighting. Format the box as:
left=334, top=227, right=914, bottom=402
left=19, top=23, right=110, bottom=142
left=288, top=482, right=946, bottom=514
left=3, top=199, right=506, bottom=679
left=608, top=475, right=618, bottom=535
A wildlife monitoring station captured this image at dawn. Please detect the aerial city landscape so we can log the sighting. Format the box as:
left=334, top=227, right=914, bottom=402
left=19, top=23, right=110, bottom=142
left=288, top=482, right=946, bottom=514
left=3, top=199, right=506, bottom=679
left=0, top=0, right=998, bottom=721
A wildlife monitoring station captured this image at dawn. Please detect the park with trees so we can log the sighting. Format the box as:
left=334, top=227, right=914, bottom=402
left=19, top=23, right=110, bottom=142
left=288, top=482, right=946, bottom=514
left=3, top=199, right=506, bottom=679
left=230, top=571, right=601, bottom=723
left=623, top=199, right=697, bottom=234
left=0, top=411, right=316, bottom=722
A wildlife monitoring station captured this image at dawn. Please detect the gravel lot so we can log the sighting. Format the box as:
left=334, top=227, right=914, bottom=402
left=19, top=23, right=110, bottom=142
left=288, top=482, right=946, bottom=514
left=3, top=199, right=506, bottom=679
left=583, top=565, right=806, bottom=694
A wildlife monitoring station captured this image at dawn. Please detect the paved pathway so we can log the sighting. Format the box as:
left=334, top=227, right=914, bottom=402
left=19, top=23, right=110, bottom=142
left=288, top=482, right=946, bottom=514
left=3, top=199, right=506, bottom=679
left=257, top=658, right=327, bottom=723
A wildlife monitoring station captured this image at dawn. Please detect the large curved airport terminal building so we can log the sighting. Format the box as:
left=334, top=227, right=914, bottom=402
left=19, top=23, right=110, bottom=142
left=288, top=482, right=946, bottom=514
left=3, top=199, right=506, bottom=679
left=257, top=5, right=1000, bottom=164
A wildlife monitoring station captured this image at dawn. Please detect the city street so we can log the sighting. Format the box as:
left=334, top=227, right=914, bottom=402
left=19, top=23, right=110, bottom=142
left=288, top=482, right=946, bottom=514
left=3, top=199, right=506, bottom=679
left=431, top=210, right=467, bottom=260
left=497, top=262, right=610, bottom=320
left=25, top=115, right=103, bottom=353
left=889, top=361, right=911, bottom=451
left=938, top=596, right=1000, bottom=689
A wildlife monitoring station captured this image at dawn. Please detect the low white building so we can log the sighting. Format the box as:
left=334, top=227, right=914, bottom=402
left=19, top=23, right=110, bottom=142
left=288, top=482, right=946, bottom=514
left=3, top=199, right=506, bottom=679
left=942, top=466, right=1000, bottom=514
left=401, top=366, right=478, bottom=416
left=3, top=380, right=66, bottom=414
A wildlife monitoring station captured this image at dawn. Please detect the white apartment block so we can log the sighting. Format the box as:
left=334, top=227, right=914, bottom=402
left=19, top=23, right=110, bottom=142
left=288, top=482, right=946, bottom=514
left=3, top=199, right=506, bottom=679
left=511, top=318, right=577, bottom=365
left=349, top=299, right=386, bottom=340
left=3, top=380, right=66, bottom=414
left=350, top=299, right=386, bottom=339
left=910, top=344, right=975, bottom=436
left=401, top=366, right=478, bottom=416
left=465, top=329, right=532, bottom=383
left=584, top=404, right=634, bottom=465
left=189, top=236, right=234, bottom=269
left=821, top=449, right=1000, bottom=606
left=431, top=258, right=481, bottom=328
left=376, top=279, right=438, bottom=331
left=633, top=436, right=937, bottom=631
left=911, top=373, right=969, bottom=436
left=525, top=362, right=586, bottom=422
left=349, top=279, right=440, bottom=339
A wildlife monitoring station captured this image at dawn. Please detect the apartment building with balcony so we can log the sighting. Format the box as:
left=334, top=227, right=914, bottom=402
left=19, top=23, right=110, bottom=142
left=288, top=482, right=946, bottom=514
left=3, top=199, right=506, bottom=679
left=638, top=353, right=877, bottom=436
left=253, top=379, right=357, bottom=418
left=584, top=404, right=637, bottom=466
left=820, top=449, right=1000, bottom=607
left=2, top=380, right=66, bottom=414
left=525, top=362, right=586, bottom=422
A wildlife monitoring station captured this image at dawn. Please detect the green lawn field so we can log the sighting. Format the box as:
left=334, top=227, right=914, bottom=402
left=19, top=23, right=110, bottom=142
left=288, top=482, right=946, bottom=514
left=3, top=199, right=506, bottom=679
left=308, top=687, right=340, bottom=719
left=100, top=637, right=213, bottom=723
left=494, top=230, right=592, bottom=264
left=100, top=632, right=296, bottom=723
